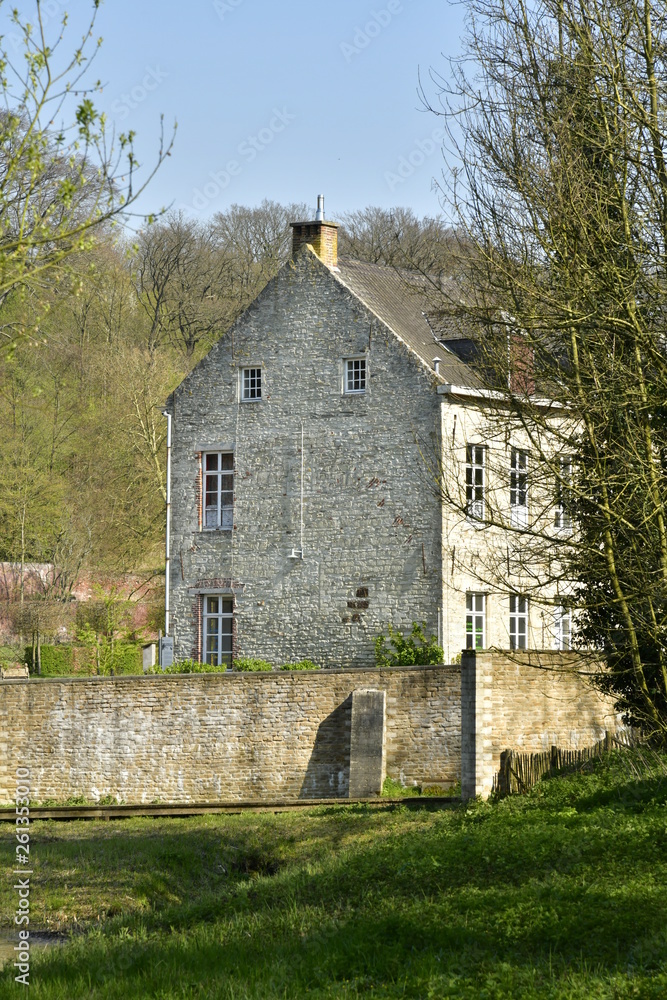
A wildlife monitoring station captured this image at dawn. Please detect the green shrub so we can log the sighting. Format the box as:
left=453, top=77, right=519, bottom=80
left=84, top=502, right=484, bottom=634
left=233, top=657, right=273, bottom=672
left=280, top=659, right=321, bottom=671
left=374, top=621, right=443, bottom=667
left=149, top=658, right=274, bottom=674
left=152, top=659, right=225, bottom=674
left=381, top=776, right=422, bottom=797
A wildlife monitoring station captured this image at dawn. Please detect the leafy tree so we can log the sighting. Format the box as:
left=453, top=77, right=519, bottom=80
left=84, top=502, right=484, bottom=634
left=0, top=352, right=73, bottom=598
left=75, top=586, right=134, bottom=675
left=425, top=0, right=667, bottom=738
left=0, top=0, right=173, bottom=350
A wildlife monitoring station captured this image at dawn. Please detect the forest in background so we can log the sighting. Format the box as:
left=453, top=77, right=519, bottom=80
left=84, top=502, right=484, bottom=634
left=0, top=201, right=456, bottom=645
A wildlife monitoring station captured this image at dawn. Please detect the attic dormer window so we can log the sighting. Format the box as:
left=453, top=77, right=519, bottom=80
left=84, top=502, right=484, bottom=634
left=344, top=357, right=366, bottom=394
left=242, top=367, right=262, bottom=401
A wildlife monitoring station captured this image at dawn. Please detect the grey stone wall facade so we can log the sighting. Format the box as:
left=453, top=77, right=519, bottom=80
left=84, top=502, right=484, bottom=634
left=167, top=247, right=443, bottom=667
left=0, top=666, right=461, bottom=804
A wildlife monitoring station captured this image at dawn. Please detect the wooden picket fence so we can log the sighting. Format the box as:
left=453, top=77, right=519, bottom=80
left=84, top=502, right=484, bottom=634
left=493, top=729, right=642, bottom=796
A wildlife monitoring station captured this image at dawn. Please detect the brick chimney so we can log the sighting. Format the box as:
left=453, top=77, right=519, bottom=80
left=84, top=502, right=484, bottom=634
left=509, top=331, right=535, bottom=397
left=291, top=195, right=338, bottom=268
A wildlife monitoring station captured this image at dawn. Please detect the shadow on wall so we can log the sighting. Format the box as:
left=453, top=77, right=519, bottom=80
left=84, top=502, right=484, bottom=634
left=300, top=696, right=351, bottom=799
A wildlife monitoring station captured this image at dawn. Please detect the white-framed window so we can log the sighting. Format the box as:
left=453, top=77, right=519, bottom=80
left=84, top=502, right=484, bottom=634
left=554, top=457, right=572, bottom=530
left=203, top=452, right=234, bottom=529
left=509, top=595, right=528, bottom=650
left=510, top=448, right=528, bottom=527
left=203, top=595, right=233, bottom=667
left=241, top=367, right=262, bottom=401
left=553, top=605, right=572, bottom=650
left=344, top=357, right=366, bottom=394
left=466, top=445, right=485, bottom=521
left=466, top=593, right=486, bottom=649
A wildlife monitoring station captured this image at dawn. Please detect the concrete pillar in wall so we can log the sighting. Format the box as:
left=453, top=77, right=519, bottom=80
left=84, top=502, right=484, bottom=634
left=349, top=688, right=386, bottom=797
left=460, top=650, right=495, bottom=800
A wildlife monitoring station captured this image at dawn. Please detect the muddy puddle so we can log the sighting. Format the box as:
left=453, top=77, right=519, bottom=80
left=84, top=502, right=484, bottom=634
left=0, top=932, right=66, bottom=970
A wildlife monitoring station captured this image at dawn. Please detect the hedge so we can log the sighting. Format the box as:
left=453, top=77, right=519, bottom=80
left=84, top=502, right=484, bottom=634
left=24, top=643, right=144, bottom=676
left=25, top=645, right=74, bottom=676
left=107, top=643, right=144, bottom=675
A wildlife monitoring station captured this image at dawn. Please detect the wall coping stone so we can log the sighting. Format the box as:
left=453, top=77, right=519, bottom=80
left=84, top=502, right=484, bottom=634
left=0, top=663, right=462, bottom=802
left=0, top=663, right=461, bottom=685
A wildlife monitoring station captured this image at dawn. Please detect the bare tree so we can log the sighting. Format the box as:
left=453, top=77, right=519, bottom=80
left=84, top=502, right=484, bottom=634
left=210, top=199, right=309, bottom=314
left=11, top=599, right=71, bottom=673
left=338, top=205, right=459, bottom=272
left=134, top=213, right=232, bottom=358
left=424, top=0, right=667, bottom=738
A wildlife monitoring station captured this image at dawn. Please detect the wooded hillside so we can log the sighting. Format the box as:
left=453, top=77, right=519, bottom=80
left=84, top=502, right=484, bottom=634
left=0, top=202, right=454, bottom=612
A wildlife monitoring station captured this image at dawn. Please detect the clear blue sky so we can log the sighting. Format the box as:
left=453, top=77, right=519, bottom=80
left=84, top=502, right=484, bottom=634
left=8, top=0, right=467, bottom=223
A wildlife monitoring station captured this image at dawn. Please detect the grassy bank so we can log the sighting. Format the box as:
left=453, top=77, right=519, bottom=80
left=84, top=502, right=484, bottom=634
left=1, top=751, right=666, bottom=998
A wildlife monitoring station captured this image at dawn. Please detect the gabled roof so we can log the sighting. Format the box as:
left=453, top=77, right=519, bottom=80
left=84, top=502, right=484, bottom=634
left=166, top=247, right=485, bottom=410
left=334, top=257, right=482, bottom=389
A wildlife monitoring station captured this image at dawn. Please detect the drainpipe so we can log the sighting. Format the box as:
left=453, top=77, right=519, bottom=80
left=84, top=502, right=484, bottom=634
left=161, top=410, right=172, bottom=636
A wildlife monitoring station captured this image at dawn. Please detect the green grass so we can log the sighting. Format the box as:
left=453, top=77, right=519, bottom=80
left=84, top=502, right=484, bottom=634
left=1, top=750, right=667, bottom=998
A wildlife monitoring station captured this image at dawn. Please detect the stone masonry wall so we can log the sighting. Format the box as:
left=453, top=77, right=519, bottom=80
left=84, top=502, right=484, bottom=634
left=461, top=650, right=620, bottom=799
left=166, top=246, right=443, bottom=668
left=0, top=666, right=461, bottom=804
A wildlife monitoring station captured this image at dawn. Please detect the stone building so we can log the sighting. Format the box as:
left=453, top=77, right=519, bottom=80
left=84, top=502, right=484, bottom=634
left=165, top=200, right=568, bottom=667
